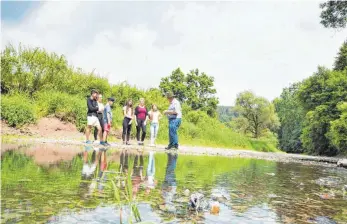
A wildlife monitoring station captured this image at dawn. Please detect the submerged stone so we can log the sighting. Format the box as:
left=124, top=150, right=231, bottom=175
left=315, top=177, right=342, bottom=188
left=308, top=216, right=337, bottom=224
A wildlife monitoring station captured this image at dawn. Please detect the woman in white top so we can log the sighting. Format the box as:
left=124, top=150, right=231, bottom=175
left=148, top=104, right=162, bottom=146
left=122, top=99, right=134, bottom=145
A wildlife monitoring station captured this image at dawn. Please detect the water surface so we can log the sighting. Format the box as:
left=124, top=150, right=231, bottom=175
left=1, top=144, right=347, bottom=224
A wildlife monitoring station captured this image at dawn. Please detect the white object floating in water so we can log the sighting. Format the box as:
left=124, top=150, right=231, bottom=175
left=184, top=189, right=190, bottom=196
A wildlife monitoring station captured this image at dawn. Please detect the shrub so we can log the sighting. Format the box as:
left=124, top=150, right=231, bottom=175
left=34, top=91, right=87, bottom=131
left=1, top=94, right=36, bottom=127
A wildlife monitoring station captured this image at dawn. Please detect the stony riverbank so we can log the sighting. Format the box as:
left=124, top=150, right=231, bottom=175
left=2, top=137, right=346, bottom=168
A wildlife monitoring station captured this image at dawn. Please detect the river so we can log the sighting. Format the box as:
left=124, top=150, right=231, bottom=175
left=1, top=144, right=347, bottom=223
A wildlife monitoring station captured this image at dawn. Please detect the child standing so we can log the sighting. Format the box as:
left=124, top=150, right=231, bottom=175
left=148, top=104, right=162, bottom=147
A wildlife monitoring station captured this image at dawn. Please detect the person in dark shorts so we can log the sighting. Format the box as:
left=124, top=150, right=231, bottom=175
left=93, top=94, right=105, bottom=144
left=122, top=99, right=134, bottom=145
left=135, top=98, right=149, bottom=145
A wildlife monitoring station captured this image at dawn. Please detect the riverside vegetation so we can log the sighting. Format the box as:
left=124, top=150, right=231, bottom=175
left=1, top=39, right=346, bottom=155
left=0, top=44, right=279, bottom=152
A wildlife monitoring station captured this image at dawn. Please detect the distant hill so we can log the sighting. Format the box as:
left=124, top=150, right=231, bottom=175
left=217, top=106, right=239, bottom=123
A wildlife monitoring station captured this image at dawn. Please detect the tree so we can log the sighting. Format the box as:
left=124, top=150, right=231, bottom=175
left=233, top=91, right=279, bottom=138
left=320, top=1, right=347, bottom=29
left=217, top=106, right=239, bottom=123
left=327, top=102, right=347, bottom=153
left=274, top=83, right=305, bottom=153
left=297, top=67, right=347, bottom=155
left=159, top=68, right=219, bottom=117
left=334, top=40, right=347, bottom=71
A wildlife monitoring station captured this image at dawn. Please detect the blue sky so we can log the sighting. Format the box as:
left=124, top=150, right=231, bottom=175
left=1, top=1, right=347, bottom=105
left=1, top=1, right=39, bottom=21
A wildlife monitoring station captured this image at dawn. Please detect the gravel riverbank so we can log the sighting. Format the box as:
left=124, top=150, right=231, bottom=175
left=3, top=137, right=345, bottom=168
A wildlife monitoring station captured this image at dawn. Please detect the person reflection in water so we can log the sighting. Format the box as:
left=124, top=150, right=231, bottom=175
left=81, top=146, right=99, bottom=180
left=97, top=148, right=108, bottom=193
left=120, top=149, right=129, bottom=187
left=162, top=153, right=178, bottom=213
left=145, top=151, right=157, bottom=195
left=131, top=151, right=144, bottom=199
left=80, top=146, right=100, bottom=197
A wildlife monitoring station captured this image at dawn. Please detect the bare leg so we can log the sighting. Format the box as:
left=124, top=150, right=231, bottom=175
left=86, top=125, right=92, bottom=141
left=103, top=131, right=108, bottom=142
left=97, top=125, right=102, bottom=142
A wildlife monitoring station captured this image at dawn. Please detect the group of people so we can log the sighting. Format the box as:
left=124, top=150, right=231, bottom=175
left=85, top=89, right=182, bottom=150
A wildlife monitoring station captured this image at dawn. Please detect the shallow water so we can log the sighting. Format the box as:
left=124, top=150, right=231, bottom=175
left=1, top=144, right=347, bottom=224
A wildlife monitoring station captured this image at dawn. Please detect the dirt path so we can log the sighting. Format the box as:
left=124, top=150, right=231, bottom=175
left=4, top=136, right=345, bottom=168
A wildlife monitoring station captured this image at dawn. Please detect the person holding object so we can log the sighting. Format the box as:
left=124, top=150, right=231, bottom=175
left=93, top=94, right=105, bottom=144
left=163, top=92, right=182, bottom=150
left=122, top=99, right=134, bottom=145
left=134, top=98, right=149, bottom=146
left=148, top=104, right=162, bottom=147
left=86, top=89, right=102, bottom=144
left=103, top=97, right=115, bottom=146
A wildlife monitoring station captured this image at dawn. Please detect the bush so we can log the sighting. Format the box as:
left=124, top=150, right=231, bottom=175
left=1, top=94, right=36, bottom=127
left=34, top=91, right=87, bottom=131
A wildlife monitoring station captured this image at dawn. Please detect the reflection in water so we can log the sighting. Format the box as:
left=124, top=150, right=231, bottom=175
left=120, top=149, right=129, bottom=174
left=1, top=145, right=347, bottom=224
left=132, top=151, right=144, bottom=199
left=162, top=153, right=178, bottom=214
left=97, top=148, right=108, bottom=192
left=145, top=151, right=157, bottom=195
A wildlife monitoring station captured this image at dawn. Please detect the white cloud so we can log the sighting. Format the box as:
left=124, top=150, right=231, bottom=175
left=2, top=1, right=346, bottom=105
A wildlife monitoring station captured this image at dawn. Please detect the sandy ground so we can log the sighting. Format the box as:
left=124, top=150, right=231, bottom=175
left=1, top=118, right=84, bottom=140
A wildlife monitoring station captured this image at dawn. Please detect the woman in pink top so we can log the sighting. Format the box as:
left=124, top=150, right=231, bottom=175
left=134, top=98, right=149, bottom=145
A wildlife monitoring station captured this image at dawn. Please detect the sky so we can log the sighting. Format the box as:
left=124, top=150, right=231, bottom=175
left=1, top=1, right=346, bottom=106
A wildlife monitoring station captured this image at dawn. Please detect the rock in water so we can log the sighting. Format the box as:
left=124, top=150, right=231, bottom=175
left=308, top=216, right=337, bottom=224
left=315, top=177, right=342, bottom=188
left=184, top=189, right=190, bottom=197
left=337, top=159, right=347, bottom=168
left=189, top=193, right=205, bottom=209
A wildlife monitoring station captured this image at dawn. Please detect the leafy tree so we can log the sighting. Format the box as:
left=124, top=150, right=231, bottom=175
left=320, top=1, right=347, bottom=29
left=274, top=83, right=305, bottom=153
left=327, top=102, right=347, bottom=153
left=233, top=91, right=279, bottom=138
left=297, top=67, right=347, bottom=155
left=217, top=106, right=239, bottom=123
left=334, top=40, right=347, bottom=71
left=159, top=68, right=219, bottom=117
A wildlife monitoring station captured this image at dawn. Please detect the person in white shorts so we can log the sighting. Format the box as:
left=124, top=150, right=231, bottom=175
left=86, top=89, right=102, bottom=144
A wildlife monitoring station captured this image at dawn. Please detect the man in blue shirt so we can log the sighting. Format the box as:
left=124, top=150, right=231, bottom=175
left=103, top=97, right=115, bottom=146
left=164, top=92, right=182, bottom=150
